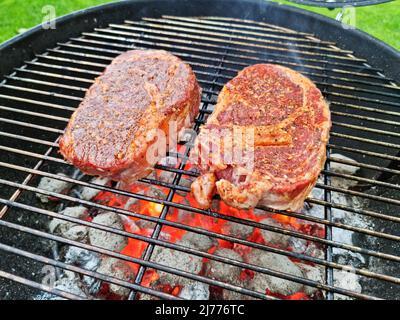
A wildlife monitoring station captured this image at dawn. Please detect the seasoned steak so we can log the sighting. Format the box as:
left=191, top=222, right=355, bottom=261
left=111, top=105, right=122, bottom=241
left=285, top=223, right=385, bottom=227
left=190, top=64, right=330, bottom=211
left=60, top=50, right=201, bottom=183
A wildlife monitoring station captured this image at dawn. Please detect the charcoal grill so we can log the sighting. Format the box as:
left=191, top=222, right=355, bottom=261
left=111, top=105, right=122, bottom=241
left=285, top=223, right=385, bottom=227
left=0, top=0, right=399, bottom=300
left=284, top=0, right=393, bottom=8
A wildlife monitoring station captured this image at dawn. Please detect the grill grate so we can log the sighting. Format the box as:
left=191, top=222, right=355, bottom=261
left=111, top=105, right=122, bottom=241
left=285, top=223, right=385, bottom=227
left=284, top=0, right=393, bottom=8
left=0, top=15, right=400, bottom=300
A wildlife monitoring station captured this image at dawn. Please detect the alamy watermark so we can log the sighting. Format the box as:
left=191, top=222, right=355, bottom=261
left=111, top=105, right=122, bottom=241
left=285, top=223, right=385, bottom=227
left=42, top=5, right=56, bottom=30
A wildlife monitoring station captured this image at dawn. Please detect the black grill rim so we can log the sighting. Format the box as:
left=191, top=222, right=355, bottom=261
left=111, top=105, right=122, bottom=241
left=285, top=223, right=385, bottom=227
left=285, top=0, right=393, bottom=8
left=0, top=0, right=399, bottom=81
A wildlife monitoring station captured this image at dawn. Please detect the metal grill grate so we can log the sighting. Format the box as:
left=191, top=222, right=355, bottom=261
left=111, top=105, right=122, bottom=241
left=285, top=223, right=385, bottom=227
left=284, top=0, right=393, bottom=8
left=0, top=15, right=400, bottom=300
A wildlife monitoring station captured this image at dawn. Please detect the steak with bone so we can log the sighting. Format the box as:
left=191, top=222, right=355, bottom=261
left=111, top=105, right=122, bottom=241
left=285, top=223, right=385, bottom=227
left=190, top=64, right=330, bottom=211
left=60, top=50, right=201, bottom=183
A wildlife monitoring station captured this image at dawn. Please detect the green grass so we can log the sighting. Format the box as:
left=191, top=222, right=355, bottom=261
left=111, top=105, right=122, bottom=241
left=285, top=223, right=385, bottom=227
left=0, top=0, right=399, bottom=50
left=275, top=0, right=400, bottom=50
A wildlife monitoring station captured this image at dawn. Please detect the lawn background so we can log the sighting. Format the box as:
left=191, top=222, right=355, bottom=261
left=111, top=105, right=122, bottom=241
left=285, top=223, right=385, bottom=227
left=0, top=0, right=399, bottom=50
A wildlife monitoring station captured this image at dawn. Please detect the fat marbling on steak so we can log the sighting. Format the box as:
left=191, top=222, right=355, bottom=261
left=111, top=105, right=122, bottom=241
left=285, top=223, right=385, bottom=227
left=190, top=64, right=330, bottom=211
left=59, top=50, right=201, bottom=183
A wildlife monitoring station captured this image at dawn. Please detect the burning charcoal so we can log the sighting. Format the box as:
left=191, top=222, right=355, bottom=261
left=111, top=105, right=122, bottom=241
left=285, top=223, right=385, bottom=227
left=179, top=281, right=210, bottom=300
left=64, top=247, right=102, bottom=295
left=254, top=208, right=268, bottom=217
left=288, top=237, right=308, bottom=254
left=333, top=270, right=362, bottom=300
left=123, top=190, right=145, bottom=210
left=36, top=173, right=72, bottom=203
left=63, top=225, right=89, bottom=242
left=96, top=257, right=135, bottom=298
left=329, top=153, right=359, bottom=175
left=298, top=263, right=325, bottom=296
left=89, top=212, right=128, bottom=252
left=150, top=240, right=203, bottom=287
left=138, top=292, right=160, bottom=300
left=52, top=271, right=87, bottom=299
left=181, top=232, right=216, bottom=252
left=80, top=177, right=110, bottom=200
left=176, top=177, right=193, bottom=196
left=146, top=186, right=167, bottom=200
left=65, top=247, right=101, bottom=270
left=222, top=278, right=254, bottom=300
left=49, top=206, right=88, bottom=241
left=136, top=218, right=156, bottom=230
left=158, top=170, right=175, bottom=184
left=303, top=242, right=325, bottom=259
left=221, top=221, right=254, bottom=239
left=259, top=217, right=291, bottom=248
left=206, top=248, right=243, bottom=282
left=246, top=249, right=304, bottom=296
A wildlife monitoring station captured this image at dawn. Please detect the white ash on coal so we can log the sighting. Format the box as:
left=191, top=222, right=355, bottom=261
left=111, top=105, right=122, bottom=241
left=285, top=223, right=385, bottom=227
left=135, top=218, right=156, bottom=231
left=64, top=247, right=101, bottom=294
left=221, top=221, right=254, bottom=239
left=89, top=211, right=128, bottom=252
left=146, top=185, right=167, bottom=200
left=150, top=240, right=203, bottom=287
left=176, top=177, right=194, bottom=196
left=50, top=270, right=88, bottom=299
left=181, top=232, right=216, bottom=252
left=222, top=278, right=254, bottom=300
left=36, top=173, right=72, bottom=203
left=246, top=249, right=304, bottom=296
left=299, top=153, right=368, bottom=297
left=49, top=206, right=88, bottom=242
left=179, top=281, right=210, bottom=300
left=206, top=248, right=243, bottom=282
left=302, top=242, right=325, bottom=259
left=297, top=263, right=325, bottom=296
left=80, top=177, right=110, bottom=200
left=333, top=270, right=362, bottom=300
left=329, top=153, right=360, bottom=189
left=259, top=217, right=291, bottom=248
left=96, top=257, right=135, bottom=298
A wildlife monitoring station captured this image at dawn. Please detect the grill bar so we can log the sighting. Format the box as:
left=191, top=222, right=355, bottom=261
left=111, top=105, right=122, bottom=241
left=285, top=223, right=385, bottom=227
left=140, top=18, right=351, bottom=53
left=2, top=140, right=400, bottom=209
left=56, top=41, right=400, bottom=98
left=0, top=193, right=389, bottom=300
left=2, top=167, right=400, bottom=270
left=0, top=242, right=179, bottom=300
left=39, top=44, right=400, bottom=106
left=0, top=269, right=83, bottom=300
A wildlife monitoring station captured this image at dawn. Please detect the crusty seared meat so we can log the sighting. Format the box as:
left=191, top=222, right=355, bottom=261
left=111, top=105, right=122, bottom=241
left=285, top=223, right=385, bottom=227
left=59, top=50, right=201, bottom=183
left=190, top=64, right=330, bottom=211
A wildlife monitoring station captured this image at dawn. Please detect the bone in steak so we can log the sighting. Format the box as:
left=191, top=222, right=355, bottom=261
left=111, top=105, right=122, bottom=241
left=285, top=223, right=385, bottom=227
left=59, top=50, right=201, bottom=183
left=190, top=64, right=330, bottom=211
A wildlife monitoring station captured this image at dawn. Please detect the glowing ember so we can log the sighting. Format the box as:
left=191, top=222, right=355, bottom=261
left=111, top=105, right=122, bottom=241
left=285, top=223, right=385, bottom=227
left=90, top=153, right=325, bottom=300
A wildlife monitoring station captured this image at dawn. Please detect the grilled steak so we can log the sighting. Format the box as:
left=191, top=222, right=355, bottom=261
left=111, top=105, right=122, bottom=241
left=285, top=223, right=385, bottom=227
left=60, top=50, right=201, bottom=183
left=190, top=64, right=330, bottom=211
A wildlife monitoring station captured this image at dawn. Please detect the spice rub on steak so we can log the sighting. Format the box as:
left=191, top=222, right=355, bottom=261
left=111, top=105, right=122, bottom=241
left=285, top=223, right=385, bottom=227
left=190, top=64, right=330, bottom=211
left=59, top=50, right=201, bottom=183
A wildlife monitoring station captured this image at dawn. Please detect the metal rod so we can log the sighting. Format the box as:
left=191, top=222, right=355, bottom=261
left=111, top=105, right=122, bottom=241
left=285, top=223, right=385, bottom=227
left=0, top=181, right=384, bottom=294
left=121, top=21, right=358, bottom=61
left=0, top=242, right=179, bottom=300
left=0, top=269, right=84, bottom=300
left=140, top=17, right=351, bottom=53
left=0, top=214, right=273, bottom=300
